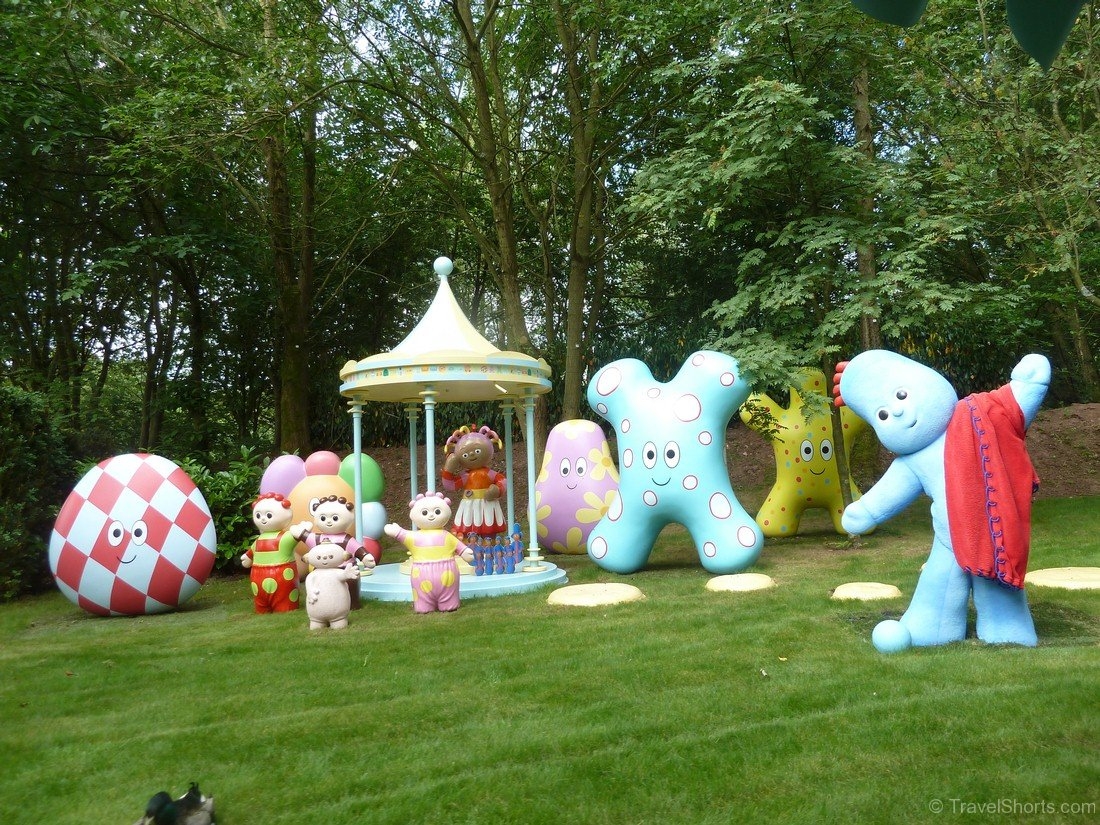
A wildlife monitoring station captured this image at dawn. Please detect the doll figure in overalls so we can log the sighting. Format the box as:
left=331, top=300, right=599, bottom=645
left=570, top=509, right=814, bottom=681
left=241, top=493, right=300, bottom=613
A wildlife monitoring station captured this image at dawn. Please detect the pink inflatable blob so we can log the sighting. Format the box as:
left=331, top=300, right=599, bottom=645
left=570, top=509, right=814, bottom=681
left=304, top=450, right=341, bottom=477
left=535, top=420, right=620, bottom=555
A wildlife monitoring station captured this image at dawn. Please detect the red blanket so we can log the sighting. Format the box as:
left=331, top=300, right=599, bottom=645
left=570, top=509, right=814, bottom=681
left=944, top=385, right=1039, bottom=590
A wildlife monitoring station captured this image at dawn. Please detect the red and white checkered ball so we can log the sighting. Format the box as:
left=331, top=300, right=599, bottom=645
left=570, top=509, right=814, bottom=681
left=49, top=454, right=217, bottom=616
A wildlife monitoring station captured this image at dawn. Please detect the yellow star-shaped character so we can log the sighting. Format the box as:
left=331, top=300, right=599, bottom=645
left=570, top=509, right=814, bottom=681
left=740, top=370, right=868, bottom=537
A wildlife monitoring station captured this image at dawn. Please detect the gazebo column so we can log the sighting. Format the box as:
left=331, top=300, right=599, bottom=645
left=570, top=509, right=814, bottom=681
left=421, top=387, right=438, bottom=493
left=500, top=400, right=516, bottom=531
left=521, top=390, right=546, bottom=571
left=350, top=401, right=365, bottom=543
left=404, top=402, right=419, bottom=507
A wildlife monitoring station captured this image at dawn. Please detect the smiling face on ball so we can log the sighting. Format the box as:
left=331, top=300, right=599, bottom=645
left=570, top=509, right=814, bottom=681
left=49, top=454, right=217, bottom=616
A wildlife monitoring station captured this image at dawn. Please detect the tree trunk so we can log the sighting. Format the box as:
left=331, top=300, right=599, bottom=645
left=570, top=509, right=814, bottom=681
left=451, top=0, right=530, bottom=353
left=265, top=128, right=312, bottom=454
left=553, top=0, right=600, bottom=421
left=1058, top=302, right=1100, bottom=401
left=262, top=0, right=312, bottom=454
left=852, top=60, right=882, bottom=351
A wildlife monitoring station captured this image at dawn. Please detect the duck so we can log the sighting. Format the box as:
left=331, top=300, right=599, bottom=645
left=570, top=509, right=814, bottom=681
left=133, top=783, right=215, bottom=825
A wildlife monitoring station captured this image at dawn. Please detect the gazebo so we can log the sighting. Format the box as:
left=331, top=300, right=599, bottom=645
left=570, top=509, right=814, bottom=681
left=338, top=256, right=567, bottom=599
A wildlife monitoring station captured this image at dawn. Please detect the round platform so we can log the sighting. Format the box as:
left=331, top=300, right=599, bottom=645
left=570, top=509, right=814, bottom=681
left=706, top=573, right=776, bottom=593
left=359, top=562, right=568, bottom=602
left=831, top=581, right=903, bottom=601
left=547, top=582, right=645, bottom=607
left=1025, top=567, right=1100, bottom=590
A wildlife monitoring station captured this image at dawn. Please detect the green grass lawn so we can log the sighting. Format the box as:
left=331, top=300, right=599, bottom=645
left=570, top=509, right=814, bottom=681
left=2, top=497, right=1098, bottom=824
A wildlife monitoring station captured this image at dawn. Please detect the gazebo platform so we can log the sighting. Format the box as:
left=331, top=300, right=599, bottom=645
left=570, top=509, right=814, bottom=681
left=360, top=562, right=568, bottom=602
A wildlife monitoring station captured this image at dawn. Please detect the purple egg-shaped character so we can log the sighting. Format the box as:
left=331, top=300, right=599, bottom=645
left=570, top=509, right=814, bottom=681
left=535, top=420, right=620, bottom=555
left=49, top=454, right=217, bottom=616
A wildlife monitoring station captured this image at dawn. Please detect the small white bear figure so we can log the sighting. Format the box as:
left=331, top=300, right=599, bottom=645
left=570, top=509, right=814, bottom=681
left=302, top=544, right=360, bottom=629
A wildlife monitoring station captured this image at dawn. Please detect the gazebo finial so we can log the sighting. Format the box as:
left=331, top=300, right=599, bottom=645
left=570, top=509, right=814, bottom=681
left=433, top=256, right=453, bottom=281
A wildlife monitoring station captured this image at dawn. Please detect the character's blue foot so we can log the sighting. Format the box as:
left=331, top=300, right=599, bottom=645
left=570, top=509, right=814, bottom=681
left=973, top=577, right=1038, bottom=646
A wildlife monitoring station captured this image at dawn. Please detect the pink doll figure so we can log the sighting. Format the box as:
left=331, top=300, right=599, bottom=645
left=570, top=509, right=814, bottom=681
left=384, top=493, right=474, bottom=613
left=441, top=425, right=507, bottom=542
left=291, top=494, right=380, bottom=610
left=240, top=493, right=300, bottom=613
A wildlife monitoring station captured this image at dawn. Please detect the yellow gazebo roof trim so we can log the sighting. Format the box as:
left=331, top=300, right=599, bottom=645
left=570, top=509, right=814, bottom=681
left=339, top=257, right=552, bottom=404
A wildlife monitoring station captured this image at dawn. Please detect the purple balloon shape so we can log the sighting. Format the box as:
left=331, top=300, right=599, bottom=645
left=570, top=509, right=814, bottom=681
left=261, top=454, right=306, bottom=497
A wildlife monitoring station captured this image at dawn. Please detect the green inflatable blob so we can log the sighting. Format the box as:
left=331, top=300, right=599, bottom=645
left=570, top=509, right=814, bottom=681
left=339, top=453, right=385, bottom=502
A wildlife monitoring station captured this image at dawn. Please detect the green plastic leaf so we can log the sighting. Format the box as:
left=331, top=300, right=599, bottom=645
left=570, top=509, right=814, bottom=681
left=1006, top=0, right=1087, bottom=70
left=851, top=0, right=929, bottom=27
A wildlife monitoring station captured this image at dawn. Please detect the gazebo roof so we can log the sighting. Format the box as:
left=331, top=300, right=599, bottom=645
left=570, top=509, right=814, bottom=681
left=339, top=257, right=552, bottom=404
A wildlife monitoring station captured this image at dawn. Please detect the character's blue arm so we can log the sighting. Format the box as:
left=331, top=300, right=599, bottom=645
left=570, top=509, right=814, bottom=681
left=842, top=459, right=924, bottom=535
left=1009, top=354, right=1051, bottom=428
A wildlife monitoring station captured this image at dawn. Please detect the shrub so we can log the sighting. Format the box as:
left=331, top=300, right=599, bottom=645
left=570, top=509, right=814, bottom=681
left=177, top=446, right=265, bottom=570
left=0, top=385, right=74, bottom=600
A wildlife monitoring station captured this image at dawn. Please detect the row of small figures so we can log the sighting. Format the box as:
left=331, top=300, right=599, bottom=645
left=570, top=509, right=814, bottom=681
left=466, top=530, right=524, bottom=576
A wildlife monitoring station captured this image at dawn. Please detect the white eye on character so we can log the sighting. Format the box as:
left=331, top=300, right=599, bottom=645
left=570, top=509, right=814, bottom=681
left=106, top=519, right=148, bottom=548
left=130, top=520, right=148, bottom=546
left=421, top=508, right=430, bottom=517
left=895, top=389, right=908, bottom=400
left=107, top=521, right=126, bottom=547
left=434, top=508, right=443, bottom=516
left=642, top=441, right=658, bottom=469
left=575, top=457, right=588, bottom=477
left=800, top=439, right=814, bottom=462
left=559, top=458, right=571, bottom=477
left=663, top=442, right=680, bottom=468
left=820, top=439, right=834, bottom=461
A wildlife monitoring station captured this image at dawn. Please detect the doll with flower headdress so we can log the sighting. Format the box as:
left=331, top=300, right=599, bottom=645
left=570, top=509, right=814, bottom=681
left=441, top=424, right=508, bottom=543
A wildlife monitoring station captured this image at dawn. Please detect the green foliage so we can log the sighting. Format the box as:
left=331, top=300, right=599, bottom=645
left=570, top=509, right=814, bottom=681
left=0, top=385, right=74, bottom=601
left=1, top=498, right=1097, bottom=823
left=852, top=0, right=1087, bottom=69
left=0, top=505, right=48, bottom=604
left=623, top=0, right=1098, bottom=398
left=1, top=0, right=1096, bottom=479
left=176, top=447, right=265, bottom=569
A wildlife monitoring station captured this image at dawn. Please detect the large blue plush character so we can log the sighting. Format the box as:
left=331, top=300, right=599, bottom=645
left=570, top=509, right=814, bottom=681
left=834, top=350, right=1050, bottom=653
left=587, top=351, right=763, bottom=574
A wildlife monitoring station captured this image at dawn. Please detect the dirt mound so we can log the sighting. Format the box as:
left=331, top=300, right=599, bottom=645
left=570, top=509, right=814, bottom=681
left=1026, top=403, right=1100, bottom=499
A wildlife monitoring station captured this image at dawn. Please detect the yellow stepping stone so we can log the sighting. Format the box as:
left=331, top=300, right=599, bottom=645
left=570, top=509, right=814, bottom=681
left=1025, top=567, right=1100, bottom=590
left=831, top=581, right=903, bottom=601
left=547, top=582, right=645, bottom=607
left=706, top=573, right=776, bottom=592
